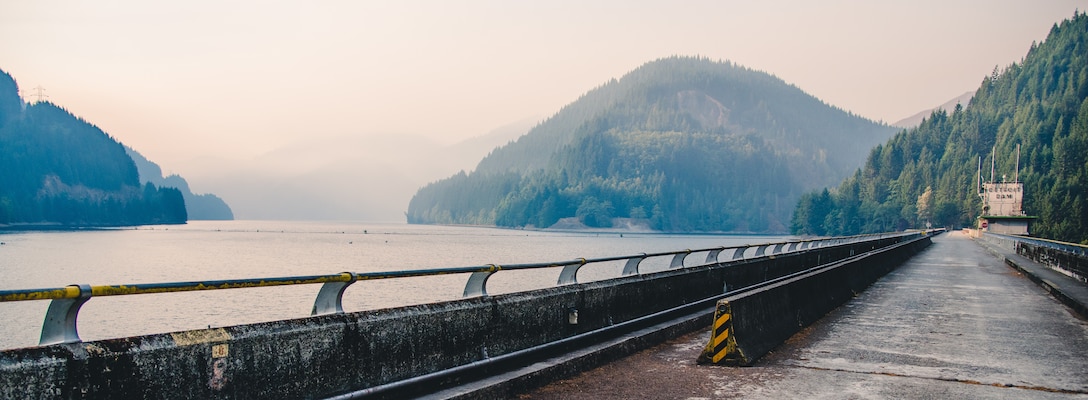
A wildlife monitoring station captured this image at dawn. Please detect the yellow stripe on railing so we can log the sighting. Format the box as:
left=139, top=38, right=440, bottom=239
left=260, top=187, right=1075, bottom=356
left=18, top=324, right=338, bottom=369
left=88, top=274, right=356, bottom=297
left=0, top=286, right=81, bottom=302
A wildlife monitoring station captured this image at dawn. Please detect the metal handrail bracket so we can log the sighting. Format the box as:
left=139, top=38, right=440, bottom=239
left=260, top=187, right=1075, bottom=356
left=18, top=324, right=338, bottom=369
left=621, top=254, right=647, bottom=276
left=754, top=244, right=771, bottom=257
left=732, top=247, right=748, bottom=260
left=705, top=247, right=725, bottom=264
left=311, top=272, right=357, bottom=316
left=463, top=265, right=500, bottom=297
left=557, top=259, right=588, bottom=285
left=670, top=250, right=691, bottom=269
left=39, top=284, right=92, bottom=346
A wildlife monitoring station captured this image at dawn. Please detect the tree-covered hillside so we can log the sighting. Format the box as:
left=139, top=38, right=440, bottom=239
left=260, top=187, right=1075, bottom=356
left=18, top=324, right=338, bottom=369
left=791, top=12, right=1088, bottom=244
left=0, top=69, right=187, bottom=227
left=408, top=57, right=896, bottom=232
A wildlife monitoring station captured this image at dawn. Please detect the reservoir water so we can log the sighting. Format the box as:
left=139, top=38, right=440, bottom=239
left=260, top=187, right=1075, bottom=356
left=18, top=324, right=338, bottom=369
left=0, top=220, right=787, bottom=350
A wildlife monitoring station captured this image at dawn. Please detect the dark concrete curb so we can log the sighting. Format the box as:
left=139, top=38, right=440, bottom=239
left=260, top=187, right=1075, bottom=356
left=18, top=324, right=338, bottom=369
left=975, top=238, right=1088, bottom=319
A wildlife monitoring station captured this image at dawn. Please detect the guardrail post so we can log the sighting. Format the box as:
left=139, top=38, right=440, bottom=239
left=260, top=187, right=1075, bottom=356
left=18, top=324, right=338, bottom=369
left=732, top=247, right=748, bottom=260
left=39, top=284, right=92, bottom=346
left=557, top=259, right=588, bottom=285
left=311, top=273, right=357, bottom=316
left=464, top=265, right=499, bottom=297
left=787, top=242, right=799, bottom=252
left=670, top=250, right=691, bottom=269
left=621, top=254, right=646, bottom=276
left=772, top=243, right=786, bottom=254
left=705, top=247, right=725, bottom=263
left=755, top=244, right=771, bottom=257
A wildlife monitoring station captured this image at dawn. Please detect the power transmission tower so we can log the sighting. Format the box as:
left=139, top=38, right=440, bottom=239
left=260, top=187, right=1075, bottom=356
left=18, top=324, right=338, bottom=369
left=27, top=85, right=48, bottom=103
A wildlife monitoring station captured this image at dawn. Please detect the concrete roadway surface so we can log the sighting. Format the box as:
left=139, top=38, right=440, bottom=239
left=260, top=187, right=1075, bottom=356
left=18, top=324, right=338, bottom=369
left=519, top=231, right=1088, bottom=399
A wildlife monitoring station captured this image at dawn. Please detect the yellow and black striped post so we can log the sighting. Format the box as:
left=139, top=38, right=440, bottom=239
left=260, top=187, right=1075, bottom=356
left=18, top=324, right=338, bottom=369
left=698, top=299, right=744, bottom=365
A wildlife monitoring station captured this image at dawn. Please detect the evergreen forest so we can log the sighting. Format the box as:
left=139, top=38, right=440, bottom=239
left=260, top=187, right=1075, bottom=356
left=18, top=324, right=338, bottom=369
left=408, top=57, right=896, bottom=232
left=791, top=12, right=1088, bottom=244
left=0, top=69, right=187, bottom=227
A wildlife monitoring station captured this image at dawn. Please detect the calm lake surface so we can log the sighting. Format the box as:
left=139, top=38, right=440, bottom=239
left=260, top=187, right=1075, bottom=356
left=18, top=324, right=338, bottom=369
left=0, top=221, right=788, bottom=350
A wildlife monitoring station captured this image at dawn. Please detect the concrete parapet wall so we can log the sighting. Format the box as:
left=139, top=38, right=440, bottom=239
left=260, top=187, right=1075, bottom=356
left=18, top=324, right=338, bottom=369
left=0, top=236, right=914, bottom=399
left=1016, top=242, right=1088, bottom=283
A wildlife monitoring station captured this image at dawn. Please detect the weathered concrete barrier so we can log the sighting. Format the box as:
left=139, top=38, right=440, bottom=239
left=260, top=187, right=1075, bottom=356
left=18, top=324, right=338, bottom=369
left=0, top=235, right=920, bottom=399
left=978, top=233, right=1088, bottom=283
left=1016, top=241, right=1088, bottom=283
left=701, top=234, right=933, bottom=366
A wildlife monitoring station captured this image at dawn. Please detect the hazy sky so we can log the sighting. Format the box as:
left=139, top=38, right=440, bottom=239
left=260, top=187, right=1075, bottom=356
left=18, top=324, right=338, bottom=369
left=1, top=1, right=1083, bottom=216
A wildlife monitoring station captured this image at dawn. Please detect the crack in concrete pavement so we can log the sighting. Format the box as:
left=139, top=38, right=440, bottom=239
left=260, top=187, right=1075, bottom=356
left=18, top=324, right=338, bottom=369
left=794, top=364, right=1088, bottom=395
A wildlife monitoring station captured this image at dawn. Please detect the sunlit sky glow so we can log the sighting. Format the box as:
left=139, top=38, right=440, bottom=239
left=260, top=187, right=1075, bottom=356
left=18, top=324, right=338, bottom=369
left=1, top=1, right=1083, bottom=214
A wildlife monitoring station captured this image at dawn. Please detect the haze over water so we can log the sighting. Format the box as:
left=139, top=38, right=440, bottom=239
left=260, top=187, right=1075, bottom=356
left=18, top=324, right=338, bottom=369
left=0, top=221, right=788, bottom=350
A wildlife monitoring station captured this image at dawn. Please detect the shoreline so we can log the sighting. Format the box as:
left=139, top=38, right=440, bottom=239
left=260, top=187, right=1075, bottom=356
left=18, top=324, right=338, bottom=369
left=407, top=220, right=791, bottom=237
left=0, top=221, right=188, bottom=233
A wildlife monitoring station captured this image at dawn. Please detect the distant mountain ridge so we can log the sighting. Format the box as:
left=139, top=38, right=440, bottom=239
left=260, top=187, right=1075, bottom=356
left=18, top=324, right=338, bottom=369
left=408, top=56, right=897, bottom=232
left=474, top=58, right=892, bottom=178
left=126, top=147, right=234, bottom=220
left=892, top=91, right=974, bottom=128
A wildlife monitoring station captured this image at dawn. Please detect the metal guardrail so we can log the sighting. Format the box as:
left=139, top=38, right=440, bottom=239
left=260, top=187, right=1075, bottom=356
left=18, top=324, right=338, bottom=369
left=0, top=231, right=923, bottom=346
left=982, top=232, right=1088, bottom=283
left=983, top=232, right=1088, bottom=257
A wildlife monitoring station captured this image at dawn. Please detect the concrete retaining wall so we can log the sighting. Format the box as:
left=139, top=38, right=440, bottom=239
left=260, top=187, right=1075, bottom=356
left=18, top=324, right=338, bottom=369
left=1016, top=242, right=1088, bottom=283
left=0, top=236, right=916, bottom=399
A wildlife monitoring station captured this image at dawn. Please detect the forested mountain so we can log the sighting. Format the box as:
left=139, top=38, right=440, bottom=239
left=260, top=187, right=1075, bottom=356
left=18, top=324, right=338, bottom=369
left=408, top=57, right=897, bottom=232
left=126, top=147, right=234, bottom=220
left=0, top=69, right=186, bottom=227
left=791, top=12, right=1088, bottom=244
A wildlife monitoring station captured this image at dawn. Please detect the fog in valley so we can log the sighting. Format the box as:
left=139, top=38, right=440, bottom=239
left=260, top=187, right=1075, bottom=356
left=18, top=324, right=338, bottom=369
left=183, top=117, right=536, bottom=220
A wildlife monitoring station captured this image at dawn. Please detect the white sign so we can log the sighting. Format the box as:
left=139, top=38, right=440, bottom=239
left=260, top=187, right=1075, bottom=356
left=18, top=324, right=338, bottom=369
left=981, top=182, right=1024, bottom=216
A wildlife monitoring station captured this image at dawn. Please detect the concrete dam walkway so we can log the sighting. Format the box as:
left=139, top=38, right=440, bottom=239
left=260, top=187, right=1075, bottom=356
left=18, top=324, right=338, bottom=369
left=522, top=231, right=1088, bottom=399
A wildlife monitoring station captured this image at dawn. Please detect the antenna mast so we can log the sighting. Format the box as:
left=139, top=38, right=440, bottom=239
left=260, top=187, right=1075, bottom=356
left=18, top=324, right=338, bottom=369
left=990, top=146, right=996, bottom=184
left=977, top=156, right=983, bottom=194
left=1015, top=144, right=1021, bottom=183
